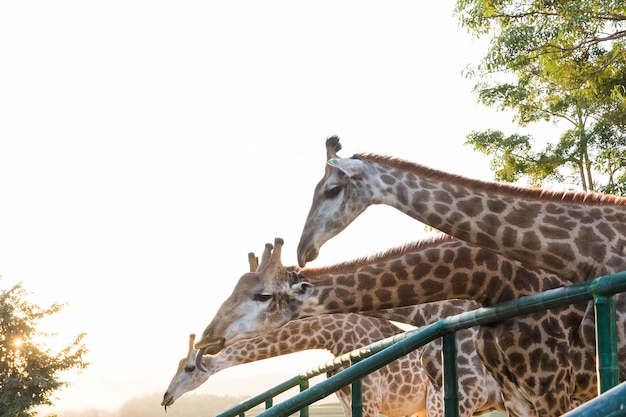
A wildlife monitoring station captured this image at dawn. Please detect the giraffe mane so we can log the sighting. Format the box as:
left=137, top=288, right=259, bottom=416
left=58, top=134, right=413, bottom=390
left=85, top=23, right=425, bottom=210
left=356, top=153, right=626, bottom=206
left=300, top=234, right=456, bottom=276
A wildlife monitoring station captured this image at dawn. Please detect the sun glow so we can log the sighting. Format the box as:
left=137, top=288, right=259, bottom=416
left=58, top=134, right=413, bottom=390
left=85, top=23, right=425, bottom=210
left=13, top=337, right=24, bottom=348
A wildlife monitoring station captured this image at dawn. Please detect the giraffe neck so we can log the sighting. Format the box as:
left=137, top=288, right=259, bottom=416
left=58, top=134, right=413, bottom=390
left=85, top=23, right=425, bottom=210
left=358, top=154, right=626, bottom=281
left=195, top=236, right=569, bottom=355
left=367, top=299, right=482, bottom=326
left=297, top=237, right=569, bottom=316
left=201, top=313, right=404, bottom=376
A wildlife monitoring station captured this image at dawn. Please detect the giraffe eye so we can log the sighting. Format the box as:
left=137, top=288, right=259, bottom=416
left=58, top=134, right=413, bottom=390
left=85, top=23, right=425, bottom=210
left=325, top=186, right=341, bottom=199
left=253, top=293, right=272, bottom=302
left=184, top=365, right=195, bottom=373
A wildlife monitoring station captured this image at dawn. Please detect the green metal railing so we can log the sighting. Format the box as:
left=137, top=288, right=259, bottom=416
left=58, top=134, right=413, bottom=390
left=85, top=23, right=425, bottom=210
left=215, top=271, right=626, bottom=417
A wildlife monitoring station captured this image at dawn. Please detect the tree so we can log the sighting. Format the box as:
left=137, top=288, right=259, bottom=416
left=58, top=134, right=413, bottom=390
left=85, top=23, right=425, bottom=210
left=455, top=0, right=626, bottom=193
left=464, top=129, right=570, bottom=186
left=0, top=280, right=89, bottom=417
left=455, top=0, right=626, bottom=86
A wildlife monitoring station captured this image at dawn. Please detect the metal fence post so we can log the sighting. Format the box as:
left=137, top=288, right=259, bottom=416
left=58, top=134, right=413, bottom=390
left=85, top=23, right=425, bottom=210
left=593, top=294, right=619, bottom=393
left=299, top=380, right=310, bottom=417
left=350, top=357, right=363, bottom=417
left=442, top=332, right=459, bottom=417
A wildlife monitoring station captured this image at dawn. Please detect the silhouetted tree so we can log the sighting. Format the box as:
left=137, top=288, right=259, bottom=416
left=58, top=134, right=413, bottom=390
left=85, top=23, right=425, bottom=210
left=0, top=279, right=88, bottom=417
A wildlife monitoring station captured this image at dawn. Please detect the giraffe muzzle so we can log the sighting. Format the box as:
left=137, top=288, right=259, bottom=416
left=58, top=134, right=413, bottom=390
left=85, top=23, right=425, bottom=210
left=297, top=241, right=318, bottom=267
left=162, top=391, right=174, bottom=409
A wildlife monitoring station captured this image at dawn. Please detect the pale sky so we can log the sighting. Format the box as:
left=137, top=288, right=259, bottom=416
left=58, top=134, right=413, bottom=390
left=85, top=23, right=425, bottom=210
left=0, top=1, right=559, bottom=413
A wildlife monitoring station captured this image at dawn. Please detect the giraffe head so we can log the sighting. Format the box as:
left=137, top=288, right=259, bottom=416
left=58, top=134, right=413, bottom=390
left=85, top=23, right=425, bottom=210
left=162, top=333, right=212, bottom=409
left=297, top=136, right=375, bottom=267
left=193, top=238, right=313, bottom=363
left=162, top=251, right=289, bottom=404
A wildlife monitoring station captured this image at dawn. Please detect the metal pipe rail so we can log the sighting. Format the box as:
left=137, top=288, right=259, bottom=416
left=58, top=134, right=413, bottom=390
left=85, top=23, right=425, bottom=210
left=216, top=271, right=626, bottom=417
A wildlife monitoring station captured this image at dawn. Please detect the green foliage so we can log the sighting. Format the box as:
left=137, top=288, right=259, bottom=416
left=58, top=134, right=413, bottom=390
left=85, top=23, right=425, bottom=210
left=455, top=0, right=626, bottom=193
left=455, top=0, right=626, bottom=83
left=0, top=280, right=88, bottom=417
left=465, top=130, right=567, bottom=186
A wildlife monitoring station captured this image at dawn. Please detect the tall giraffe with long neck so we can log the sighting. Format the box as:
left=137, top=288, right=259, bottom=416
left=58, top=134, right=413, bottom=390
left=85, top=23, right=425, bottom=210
left=194, top=237, right=609, bottom=416
left=296, top=136, right=626, bottom=281
left=294, top=136, right=626, bottom=411
left=162, top=306, right=504, bottom=417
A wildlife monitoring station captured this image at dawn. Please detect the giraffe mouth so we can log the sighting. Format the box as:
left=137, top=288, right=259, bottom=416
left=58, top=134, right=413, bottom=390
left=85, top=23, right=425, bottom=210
left=162, top=391, right=174, bottom=409
left=297, top=242, right=318, bottom=267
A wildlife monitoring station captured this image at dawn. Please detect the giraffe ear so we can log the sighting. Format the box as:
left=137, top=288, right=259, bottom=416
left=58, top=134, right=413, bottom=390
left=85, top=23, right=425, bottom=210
left=327, top=158, right=363, bottom=178
left=289, top=281, right=314, bottom=301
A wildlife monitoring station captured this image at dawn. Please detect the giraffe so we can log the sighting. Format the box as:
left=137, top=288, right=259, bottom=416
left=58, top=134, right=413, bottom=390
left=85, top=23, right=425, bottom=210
left=294, top=136, right=626, bottom=412
left=162, top=305, right=502, bottom=417
left=296, top=136, right=626, bottom=281
left=193, top=237, right=607, bottom=416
